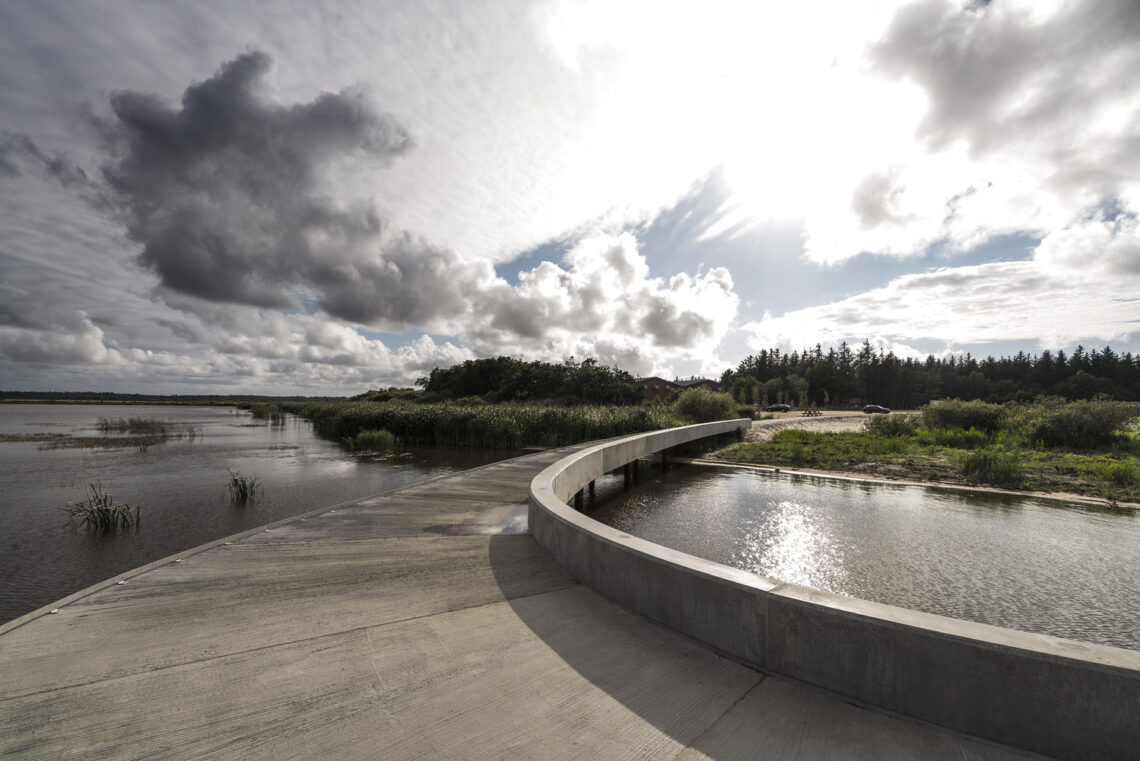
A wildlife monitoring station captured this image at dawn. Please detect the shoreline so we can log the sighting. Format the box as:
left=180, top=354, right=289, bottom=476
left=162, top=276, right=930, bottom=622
left=704, top=414, right=1140, bottom=512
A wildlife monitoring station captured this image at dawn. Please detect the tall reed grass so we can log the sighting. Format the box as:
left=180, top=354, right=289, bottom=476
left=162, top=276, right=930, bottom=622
left=281, top=401, right=684, bottom=449
left=246, top=404, right=286, bottom=425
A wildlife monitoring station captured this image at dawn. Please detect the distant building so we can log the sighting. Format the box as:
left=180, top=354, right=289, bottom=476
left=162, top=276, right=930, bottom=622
left=634, top=376, right=679, bottom=401
left=635, top=376, right=720, bottom=401
left=674, top=378, right=720, bottom=393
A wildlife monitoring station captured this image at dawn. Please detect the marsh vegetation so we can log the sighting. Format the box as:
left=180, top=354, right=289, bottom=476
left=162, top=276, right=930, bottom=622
left=0, top=416, right=202, bottom=451
left=717, top=398, right=1140, bottom=502
left=61, top=484, right=139, bottom=530
left=278, top=400, right=687, bottom=449
left=225, top=469, right=261, bottom=503
left=261, top=359, right=742, bottom=451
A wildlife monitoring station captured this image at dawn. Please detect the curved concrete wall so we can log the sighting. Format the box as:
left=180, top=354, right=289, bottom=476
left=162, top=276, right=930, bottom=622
left=529, top=422, right=1140, bottom=761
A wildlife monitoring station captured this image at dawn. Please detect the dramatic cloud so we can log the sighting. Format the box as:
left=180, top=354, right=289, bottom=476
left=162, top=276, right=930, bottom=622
left=2, top=1, right=1138, bottom=394
left=91, top=51, right=494, bottom=330
left=474, top=232, right=739, bottom=376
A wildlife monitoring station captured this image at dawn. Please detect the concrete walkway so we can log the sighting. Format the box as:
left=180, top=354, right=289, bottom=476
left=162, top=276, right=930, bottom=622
left=0, top=445, right=1050, bottom=760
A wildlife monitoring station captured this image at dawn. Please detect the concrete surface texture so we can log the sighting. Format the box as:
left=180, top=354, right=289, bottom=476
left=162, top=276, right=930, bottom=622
left=530, top=422, right=1140, bottom=761
left=3, top=439, right=1052, bottom=760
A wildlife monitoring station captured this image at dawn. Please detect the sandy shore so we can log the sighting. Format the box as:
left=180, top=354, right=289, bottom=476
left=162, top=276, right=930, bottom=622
left=742, top=411, right=896, bottom=442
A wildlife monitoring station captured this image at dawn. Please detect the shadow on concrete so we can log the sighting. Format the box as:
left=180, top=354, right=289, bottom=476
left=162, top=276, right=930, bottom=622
left=487, top=531, right=766, bottom=760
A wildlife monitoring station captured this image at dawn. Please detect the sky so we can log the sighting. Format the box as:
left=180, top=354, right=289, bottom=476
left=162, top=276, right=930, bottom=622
left=1, top=0, right=1138, bottom=395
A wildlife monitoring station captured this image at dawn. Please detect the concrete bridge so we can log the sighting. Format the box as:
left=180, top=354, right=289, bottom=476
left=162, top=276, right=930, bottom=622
left=2, top=421, right=1136, bottom=759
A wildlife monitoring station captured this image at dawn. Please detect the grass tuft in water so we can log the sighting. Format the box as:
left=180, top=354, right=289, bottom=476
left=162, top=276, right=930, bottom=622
left=226, top=469, right=262, bottom=503
left=352, top=428, right=398, bottom=450
left=62, top=484, right=139, bottom=530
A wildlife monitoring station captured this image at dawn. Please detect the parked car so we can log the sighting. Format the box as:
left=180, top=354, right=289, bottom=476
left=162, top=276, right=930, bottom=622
left=764, top=404, right=791, bottom=412
left=862, top=404, right=891, bottom=414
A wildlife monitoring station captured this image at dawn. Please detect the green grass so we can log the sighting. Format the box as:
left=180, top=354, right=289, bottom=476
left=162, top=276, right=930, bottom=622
left=720, top=429, right=915, bottom=469
left=62, top=484, right=139, bottom=529
left=959, top=449, right=1024, bottom=487
left=225, top=470, right=261, bottom=503
left=913, top=426, right=992, bottom=449
left=1076, top=460, right=1137, bottom=486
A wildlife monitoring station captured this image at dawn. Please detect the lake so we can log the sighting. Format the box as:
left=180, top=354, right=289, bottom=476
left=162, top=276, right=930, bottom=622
left=589, top=463, right=1140, bottom=650
left=0, top=403, right=517, bottom=623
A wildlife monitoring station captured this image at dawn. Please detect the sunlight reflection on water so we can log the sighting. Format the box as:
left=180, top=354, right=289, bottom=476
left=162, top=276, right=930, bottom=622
left=733, top=501, right=850, bottom=594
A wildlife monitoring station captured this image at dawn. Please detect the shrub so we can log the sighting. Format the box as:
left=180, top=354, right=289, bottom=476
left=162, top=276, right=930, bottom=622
left=921, top=399, right=1006, bottom=433
left=673, top=387, right=737, bottom=423
left=864, top=414, right=918, bottom=437
left=735, top=405, right=757, bottom=420
left=1030, top=398, right=1138, bottom=450
left=959, top=449, right=1023, bottom=487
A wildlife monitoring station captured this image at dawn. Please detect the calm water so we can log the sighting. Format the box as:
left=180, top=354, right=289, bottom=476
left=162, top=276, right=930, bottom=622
left=0, top=404, right=518, bottom=623
left=590, top=464, right=1140, bottom=650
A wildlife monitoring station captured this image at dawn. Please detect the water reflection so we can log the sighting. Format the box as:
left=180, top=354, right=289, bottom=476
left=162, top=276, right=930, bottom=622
left=590, top=463, right=1139, bottom=650
left=733, top=501, right=850, bottom=594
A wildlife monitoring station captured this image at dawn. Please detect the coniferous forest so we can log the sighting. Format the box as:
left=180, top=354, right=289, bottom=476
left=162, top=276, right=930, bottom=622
left=720, top=341, right=1140, bottom=409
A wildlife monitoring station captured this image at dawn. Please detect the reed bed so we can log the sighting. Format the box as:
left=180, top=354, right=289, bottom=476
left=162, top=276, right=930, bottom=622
left=281, top=401, right=684, bottom=450
left=96, top=417, right=170, bottom=435
left=244, top=404, right=287, bottom=424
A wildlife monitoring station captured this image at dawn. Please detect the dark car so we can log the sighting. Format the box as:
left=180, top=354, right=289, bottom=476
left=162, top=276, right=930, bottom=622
left=764, top=404, right=791, bottom=412
left=862, top=404, right=891, bottom=414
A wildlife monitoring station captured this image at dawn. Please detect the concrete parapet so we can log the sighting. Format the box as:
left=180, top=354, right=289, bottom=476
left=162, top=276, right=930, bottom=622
left=528, top=422, right=1140, bottom=761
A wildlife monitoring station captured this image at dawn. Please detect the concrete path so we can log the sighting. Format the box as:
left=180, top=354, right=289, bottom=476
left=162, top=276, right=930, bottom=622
left=0, top=446, right=1050, bottom=760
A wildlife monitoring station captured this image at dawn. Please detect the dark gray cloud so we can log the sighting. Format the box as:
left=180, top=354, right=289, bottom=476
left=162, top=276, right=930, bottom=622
left=91, top=50, right=485, bottom=329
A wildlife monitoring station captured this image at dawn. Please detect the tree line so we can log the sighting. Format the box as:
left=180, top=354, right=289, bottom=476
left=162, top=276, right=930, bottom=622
left=414, top=356, right=642, bottom=405
left=721, top=341, right=1140, bottom=409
